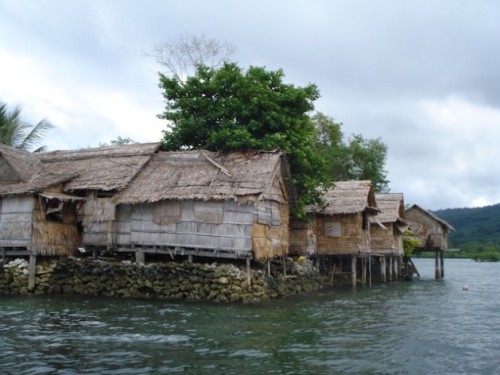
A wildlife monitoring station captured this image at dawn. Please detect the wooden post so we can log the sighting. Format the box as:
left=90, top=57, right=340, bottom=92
left=135, top=251, right=145, bottom=265
left=267, top=260, right=271, bottom=277
left=361, top=256, right=366, bottom=286
left=435, top=250, right=441, bottom=279
left=368, top=255, right=372, bottom=287
left=351, top=256, right=357, bottom=287
left=440, top=250, right=444, bottom=278
left=28, top=255, right=37, bottom=292
left=393, top=256, right=399, bottom=280
left=380, top=257, right=387, bottom=283
left=388, top=257, right=393, bottom=281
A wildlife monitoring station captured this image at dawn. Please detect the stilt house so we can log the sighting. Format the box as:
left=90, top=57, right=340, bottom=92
left=290, top=180, right=378, bottom=284
left=1, top=143, right=160, bottom=258
left=0, top=145, right=82, bottom=257
left=405, top=204, right=455, bottom=280
left=37, top=143, right=161, bottom=252
left=405, top=204, right=455, bottom=250
left=307, top=180, right=378, bottom=255
left=370, top=193, right=408, bottom=282
left=113, top=150, right=295, bottom=261
left=370, top=193, right=408, bottom=256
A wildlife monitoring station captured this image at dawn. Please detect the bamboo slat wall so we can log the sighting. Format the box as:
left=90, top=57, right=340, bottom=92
left=315, top=213, right=371, bottom=255
left=81, top=195, right=116, bottom=247
left=0, top=196, right=34, bottom=248
left=370, top=223, right=403, bottom=255
left=115, top=199, right=289, bottom=260
left=252, top=201, right=289, bottom=259
left=405, top=205, right=454, bottom=249
left=288, top=219, right=315, bottom=255
left=31, top=195, right=80, bottom=256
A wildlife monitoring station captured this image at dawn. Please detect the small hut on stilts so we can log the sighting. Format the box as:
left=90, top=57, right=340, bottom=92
left=113, top=149, right=296, bottom=277
left=290, top=180, right=379, bottom=286
left=405, top=204, right=455, bottom=279
left=370, top=193, right=408, bottom=282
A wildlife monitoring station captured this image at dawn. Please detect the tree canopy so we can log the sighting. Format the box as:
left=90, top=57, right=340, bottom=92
left=159, top=62, right=331, bottom=214
left=313, top=112, right=389, bottom=192
left=0, top=101, right=53, bottom=152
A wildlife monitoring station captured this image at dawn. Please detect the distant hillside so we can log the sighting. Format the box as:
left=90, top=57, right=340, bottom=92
left=433, top=204, right=500, bottom=248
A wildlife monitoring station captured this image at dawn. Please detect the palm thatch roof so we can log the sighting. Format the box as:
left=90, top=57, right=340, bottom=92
left=38, top=143, right=160, bottom=192
left=0, top=171, right=76, bottom=196
left=406, top=204, right=455, bottom=232
left=115, top=149, right=295, bottom=204
left=307, top=180, right=378, bottom=215
left=0, top=144, right=42, bottom=184
left=373, top=193, right=407, bottom=225
left=0, top=143, right=160, bottom=196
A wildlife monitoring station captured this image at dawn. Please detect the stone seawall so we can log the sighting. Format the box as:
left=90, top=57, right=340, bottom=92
left=0, top=257, right=327, bottom=303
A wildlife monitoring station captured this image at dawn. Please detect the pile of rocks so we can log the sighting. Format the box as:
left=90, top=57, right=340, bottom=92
left=0, top=257, right=327, bottom=303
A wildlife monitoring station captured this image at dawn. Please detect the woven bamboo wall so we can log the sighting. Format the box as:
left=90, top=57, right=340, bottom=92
left=406, top=209, right=449, bottom=249
left=31, top=199, right=81, bottom=256
left=370, top=223, right=403, bottom=255
left=0, top=196, right=34, bottom=248
left=289, top=219, right=315, bottom=255
left=252, top=201, right=289, bottom=260
left=315, top=213, right=371, bottom=255
left=117, top=200, right=254, bottom=253
left=81, top=195, right=116, bottom=247
left=116, top=198, right=289, bottom=260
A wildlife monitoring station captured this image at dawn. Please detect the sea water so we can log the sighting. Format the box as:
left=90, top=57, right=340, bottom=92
left=0, top=258, right=498, bottom=374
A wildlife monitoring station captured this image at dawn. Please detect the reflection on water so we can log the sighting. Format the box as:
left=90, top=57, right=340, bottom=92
left=0, top=259, right=499, bottom=374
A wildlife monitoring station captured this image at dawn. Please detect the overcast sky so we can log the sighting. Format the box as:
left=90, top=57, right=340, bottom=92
left=1, top=0, right=499, bottom=210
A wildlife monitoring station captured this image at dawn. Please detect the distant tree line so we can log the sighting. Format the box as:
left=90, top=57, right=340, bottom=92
left=434, top=204, right=500, bottom=261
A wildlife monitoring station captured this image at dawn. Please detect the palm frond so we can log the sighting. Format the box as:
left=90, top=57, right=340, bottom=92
left=16, top=119, right=54, bottom=152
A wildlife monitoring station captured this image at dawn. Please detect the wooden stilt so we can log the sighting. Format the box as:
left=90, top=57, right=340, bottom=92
left=363, top=256, right=368, bottom=286
left=368, top=255, right=372, bottom=287
left=393, top=256, right=399, bottom=280
left=351, top=256, right=357, bottom=287
left=188, top=254, right=193, bottom=263
left=380, top=257, right=387, bottom=283
left=388, top=257, right=393, bottom=281
left=440, top=250, right=444, bottom=278
left=267, top=260, right=271, bottom=277
left=435, top=250, right=441, bottom=279
left=28, top=254, right=37, bottom=292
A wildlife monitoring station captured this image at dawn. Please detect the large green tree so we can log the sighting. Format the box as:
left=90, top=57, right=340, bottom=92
left=313, top=112, right=389, bottom=192
left=0, top=101, right=53, bottom=152
left=159, top=62, right=331, bottom=214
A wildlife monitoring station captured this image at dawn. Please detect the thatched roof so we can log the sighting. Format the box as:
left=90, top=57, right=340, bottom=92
left=0, top=143, right=160, bottom=196
left=373, top=193, right=407, bottom=224
left=115, top=149, right=295, bottom=204
left=0, top=144, right=42, bottom=184
left=38, top=143, right=160, bottom=192
left=308, top=180, right=378, bottom=215
left=0, top=171, right=76, bottom=196
left=406, top=204, right=455, bottom=232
